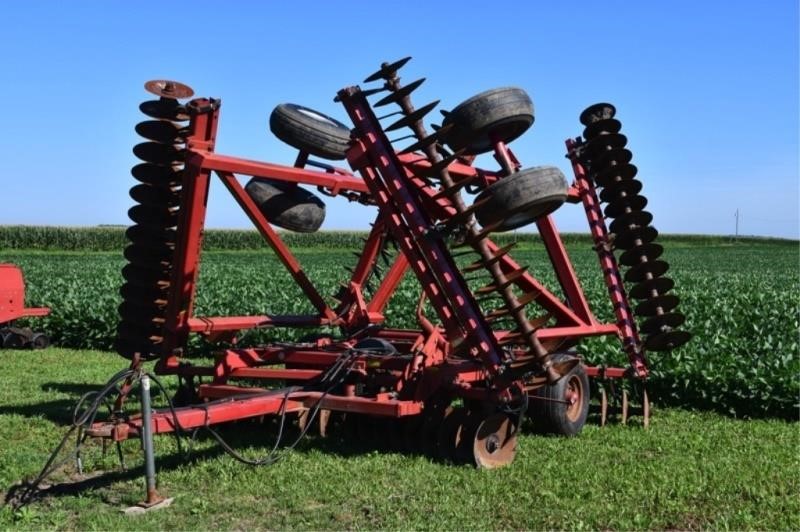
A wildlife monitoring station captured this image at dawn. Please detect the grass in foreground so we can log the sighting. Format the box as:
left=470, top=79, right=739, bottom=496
left=0, top=349, right=797, bottom=530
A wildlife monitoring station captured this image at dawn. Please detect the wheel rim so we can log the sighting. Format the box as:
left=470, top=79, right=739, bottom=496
left=565, top=374, right=585, bottom=422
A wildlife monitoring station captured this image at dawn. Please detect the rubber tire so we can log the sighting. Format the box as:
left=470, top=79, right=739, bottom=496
left=442, top=87, right=534, bottom=155
left=30, top=333, right=50, bottom=349
left=528, top=353, right=589, bottom=436
left=474, top=166, right=568, bottom=232
left=269, top=103, right=351, bottom=160
left=245, top=178, right=326, bottom=233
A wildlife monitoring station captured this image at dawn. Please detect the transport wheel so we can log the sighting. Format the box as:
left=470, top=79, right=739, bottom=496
left=442, top=87, right=534, bottom=155
left=528, top=353, right=589, bottom=436
left=2, top=332, right=26, bottom=349
left=472, top=413, right=518, bottom=469
left=474, top=166, right=569, bottom=232
left=245, top=178, right=326, bottom=233
left=269, top=103, right=352, bottom=160
left=30, top=333, right=50, bottom=349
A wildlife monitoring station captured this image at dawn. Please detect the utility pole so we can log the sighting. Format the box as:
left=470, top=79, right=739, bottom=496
left=734, top=208, right=739, bottom=241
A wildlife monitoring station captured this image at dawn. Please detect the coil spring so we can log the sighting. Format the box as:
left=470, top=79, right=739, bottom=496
left=114, top=81, right=194, bottom=360
left=579, top=104, right=691, bottom=352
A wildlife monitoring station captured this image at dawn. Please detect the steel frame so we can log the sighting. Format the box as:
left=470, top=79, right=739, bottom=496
left=93, top=86, right=650, bottom=442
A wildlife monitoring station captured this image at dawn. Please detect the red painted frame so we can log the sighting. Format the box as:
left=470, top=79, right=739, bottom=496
left=93, top=86, right=649, bottom=440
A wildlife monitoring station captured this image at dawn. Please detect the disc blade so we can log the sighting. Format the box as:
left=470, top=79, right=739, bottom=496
left=613, top=225, right=658, bottom=250
left=599, top=178, right=643, bottom=203
left=139, top=100, right=190, bottom=121
left=609, top=210, right=653, bottom=234
left=629, top=276, right=674, bottom=299
left=624, top=259, right=669, bottom=283
left=385, top=100, right=439, bottom=132
left=579, top=102, right=617, bottom=126
left=635, top=294, right=680, bottom=317
left=645, top=330, right=691, bottom=351
left=604, top=194, right=648, bottom=218
left=131, top=163, right=184, bottom=186
left=619, top=242, right=664, bottom=266
left=594, top=163, right=638, bottom=188
left=135, top=120, right=186, bottom=144
left=364, top=56, right=412, bottom=82
left=374, top=78, right=426, bottom=107
left=133, top=142, right=184, bottom=165
left=144, top=79, right=195, bottom=99
left=582, top=118, right=621, bottom=139
left=587, top=133, right=628, bottom=157
left=129, top=184, right=181, bottom=207
left=639, top=312, right=686, bottom=335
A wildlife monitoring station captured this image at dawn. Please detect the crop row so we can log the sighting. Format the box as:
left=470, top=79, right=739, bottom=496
left=1, top=225, right=790, bottom=252
left=2, top=244, right=798, bottom=419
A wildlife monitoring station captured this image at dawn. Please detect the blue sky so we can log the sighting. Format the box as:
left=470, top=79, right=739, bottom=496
left=0, top=1, right=797, bottom=238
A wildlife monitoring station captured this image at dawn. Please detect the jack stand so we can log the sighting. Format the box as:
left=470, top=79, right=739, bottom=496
left=123, top=375, right=174, bottom=515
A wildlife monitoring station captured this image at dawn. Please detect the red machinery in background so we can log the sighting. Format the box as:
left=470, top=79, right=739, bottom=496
left=77, top=58, right=689, bottom=507
left=0, top=264, right=50, bottom=349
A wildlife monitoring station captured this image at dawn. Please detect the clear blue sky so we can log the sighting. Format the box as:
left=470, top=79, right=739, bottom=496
left=1, top=1, right=797, bottom=238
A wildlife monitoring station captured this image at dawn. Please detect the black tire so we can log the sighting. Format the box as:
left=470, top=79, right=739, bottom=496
left=269, top=103, right=351, bottom=160
left=30, top=333, right=50, bottom=349
left=474, top=166, right=568, bottom=232
left=528, top=353, right=589, bottom=436
left=245, top=178, right=326, bottom=233
left=2, top=332, right=26, bottom=349
left=442, top=87, right=534, bottom=155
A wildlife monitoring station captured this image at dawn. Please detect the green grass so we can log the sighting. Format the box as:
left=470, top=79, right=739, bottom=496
left=0, top=349, right=797, bottom=530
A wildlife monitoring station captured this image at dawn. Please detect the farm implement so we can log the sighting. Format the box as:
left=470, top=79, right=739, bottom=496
left=0, top=263, right=50, bottom=349
left=21, top=58, right=691, bottom=509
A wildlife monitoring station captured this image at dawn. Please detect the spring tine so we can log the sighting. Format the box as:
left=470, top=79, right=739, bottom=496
left=364, top=56, right=412, bottom=83
left=374, top=78, right=426, bottom=107
left=385, top=101, right=440, bottom=132
left=415, top=148, right=467, bottom=178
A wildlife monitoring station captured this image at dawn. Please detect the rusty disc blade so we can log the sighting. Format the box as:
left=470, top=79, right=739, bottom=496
left=645, top=329, right=691, bottom=351
left=640, top=312, right=686, bottom=335
left=613, top=225, right=659, bottom=250
left=582, top=118, right=622, bottom=139
left=635, top=294, right=680, bottom=317
left=609, top=210, right=653, bottom=235
left=599, top=178, right=643, bottom=203
left=135, top=120, right=186, bottom=144
left=131, top=163, right=183, bottom=186
left=594, top=162, right=638, bottom=188
left=139, top=100, right=190, bottom=121
left=604, top=194, right=648, bottom=218
left=133, top=142, right=184, bottom=165
left=145, top=80, right=195, bottom=99
left=472, top=413, right=517, bottom=469
left=619, top=242, right=664, bottom=266
left=629, top=276, right=674, bottom=300
left=579, top=102, right=617, bottom=126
